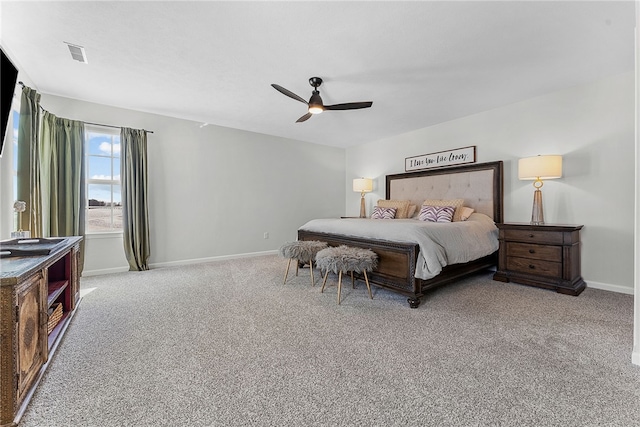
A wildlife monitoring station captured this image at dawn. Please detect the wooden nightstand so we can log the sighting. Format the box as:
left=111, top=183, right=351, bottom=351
left=493, top=223, right=586, bottom=295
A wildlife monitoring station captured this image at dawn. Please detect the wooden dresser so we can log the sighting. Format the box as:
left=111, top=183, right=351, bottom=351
left=0, top=236, right=82, bottom=427
left=492, top=223, right=586, bottom=295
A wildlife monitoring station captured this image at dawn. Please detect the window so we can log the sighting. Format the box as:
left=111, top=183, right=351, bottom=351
left=85, top=126, right=122, bottom=233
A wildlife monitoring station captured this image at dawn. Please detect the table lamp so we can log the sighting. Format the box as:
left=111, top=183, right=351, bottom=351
left=353, top=178, right=373, bottom=218
left=518, top=155, right=562, bottom=225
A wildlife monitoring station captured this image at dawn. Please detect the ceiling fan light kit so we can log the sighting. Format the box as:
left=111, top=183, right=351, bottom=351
left=308, top=90, right=324, bottom=115
left=271, top=76, right=372, bottom=123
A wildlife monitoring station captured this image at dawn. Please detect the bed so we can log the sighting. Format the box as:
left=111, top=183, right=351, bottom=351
left=298, top=161, right=504, bottom=308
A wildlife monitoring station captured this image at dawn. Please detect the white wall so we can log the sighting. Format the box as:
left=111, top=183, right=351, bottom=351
left=37, top=95, right=346, bottom=274
left=347, top=72, right=635, bottom=293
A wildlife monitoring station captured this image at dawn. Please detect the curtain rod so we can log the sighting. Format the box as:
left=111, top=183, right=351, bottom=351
left=18, top=81, right=154, bottom=134
left=84, top=121, right=154, bottom=134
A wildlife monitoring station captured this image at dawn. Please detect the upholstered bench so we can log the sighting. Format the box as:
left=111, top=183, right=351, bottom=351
left=279, top=240, right=328, bottom=286
left=315, top=245, right=378, bottom=305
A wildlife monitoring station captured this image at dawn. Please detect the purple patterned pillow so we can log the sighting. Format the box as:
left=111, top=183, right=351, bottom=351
left=371, top=206, right=397, bottom=219
left=418, top=205, right=455, bottom=223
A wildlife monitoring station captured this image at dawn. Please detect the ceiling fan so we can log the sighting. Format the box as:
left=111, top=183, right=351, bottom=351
left=271, top=77, right=373, bottom=123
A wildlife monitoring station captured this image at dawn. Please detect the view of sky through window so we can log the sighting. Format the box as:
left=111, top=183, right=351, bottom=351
left=87, top=131, right=121, bottom=204
left=86, top=129, right=122, bottom=232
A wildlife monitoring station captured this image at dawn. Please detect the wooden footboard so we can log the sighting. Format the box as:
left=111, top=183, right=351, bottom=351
left=298, top=229, right=497, bottom=308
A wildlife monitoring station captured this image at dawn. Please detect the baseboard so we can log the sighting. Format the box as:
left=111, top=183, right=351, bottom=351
left=148, top=250, right=279, bottom=269
left=586, top=280, right=634, bottom=295
left=82, top=250, right=279, bottom=276
left=82, top=266, right=130, bottom=277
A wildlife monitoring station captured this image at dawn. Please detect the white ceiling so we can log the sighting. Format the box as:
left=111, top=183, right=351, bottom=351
left=0, top=1, right=635, bottom=148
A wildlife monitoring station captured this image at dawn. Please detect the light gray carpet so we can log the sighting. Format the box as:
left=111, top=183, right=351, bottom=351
left=20, top=255, right=639, bottom=426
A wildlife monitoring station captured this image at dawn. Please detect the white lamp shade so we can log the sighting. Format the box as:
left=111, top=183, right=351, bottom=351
left=353, top=178, right=373, bottom=193
left=518, top=155, right=563, bottom=180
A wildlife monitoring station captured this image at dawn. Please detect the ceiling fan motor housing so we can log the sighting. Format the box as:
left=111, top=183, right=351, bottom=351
left=309, top=77, right=323, bottom=88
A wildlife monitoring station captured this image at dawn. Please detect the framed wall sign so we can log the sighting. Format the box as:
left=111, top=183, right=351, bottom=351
left=405, top=146, right=476, bottom=172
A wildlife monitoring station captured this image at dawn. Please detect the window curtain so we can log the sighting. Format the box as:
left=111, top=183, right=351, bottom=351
left=17, top=86, right=42, bottom=237
left=121, top=127, right=150, bottom=271
left=40, top=111, right=86, bottom=272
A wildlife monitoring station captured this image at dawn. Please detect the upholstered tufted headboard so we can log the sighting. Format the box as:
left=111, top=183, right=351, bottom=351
left=386, top=161, right=503, bottom=223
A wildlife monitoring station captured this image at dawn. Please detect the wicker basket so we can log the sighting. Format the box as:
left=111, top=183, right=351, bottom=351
left=47, top=303, right=63, bottom=334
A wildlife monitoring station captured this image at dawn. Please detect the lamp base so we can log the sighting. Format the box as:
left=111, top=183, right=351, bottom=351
left=11, top=230, right=30, bottom=239
left=359, top=195, right=367, bottom=218
left=530, top=189, right=544, bottom=225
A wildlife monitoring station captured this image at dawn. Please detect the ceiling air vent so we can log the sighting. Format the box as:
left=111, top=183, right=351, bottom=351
left=64, top=42, right=88, bottom=64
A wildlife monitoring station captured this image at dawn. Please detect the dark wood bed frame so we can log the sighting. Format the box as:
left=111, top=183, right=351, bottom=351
left=298, top=161, right=504, bottom=308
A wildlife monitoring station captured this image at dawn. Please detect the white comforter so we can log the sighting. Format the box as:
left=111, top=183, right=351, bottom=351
left=298, top=213, right=499, bottom=280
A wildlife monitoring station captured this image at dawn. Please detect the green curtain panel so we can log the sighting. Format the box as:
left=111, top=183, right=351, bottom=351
left=121, top=127, right=150, bottom=271
left=41, top=111, right=86, bottom=272
left=17, top=86, right=42, bottom=237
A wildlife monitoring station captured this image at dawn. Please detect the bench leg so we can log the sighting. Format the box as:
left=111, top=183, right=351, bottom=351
left=363, top=271, right=373, bottom=299
left=321, top=270, right=329, bottom=293
left=337, top=271, right=343, bottom=305
left=309, top=260, right=315, bottom=286
left=283, top=258, right=292, bottom=284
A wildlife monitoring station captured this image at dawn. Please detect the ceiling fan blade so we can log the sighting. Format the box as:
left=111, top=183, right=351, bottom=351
left=296, top=112, right=313, bottom=123
left=324, top=101, right=373, bottom=111
left=271, top=84, right=308, bottom=105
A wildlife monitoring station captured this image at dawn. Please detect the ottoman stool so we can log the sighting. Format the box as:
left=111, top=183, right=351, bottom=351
left=315, top=245, right=378, bottom=305
left=279, top=240, right=328, bottom=286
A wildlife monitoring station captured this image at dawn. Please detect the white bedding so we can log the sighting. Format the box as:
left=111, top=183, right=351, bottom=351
left=298, top=213, right=499, bottom=280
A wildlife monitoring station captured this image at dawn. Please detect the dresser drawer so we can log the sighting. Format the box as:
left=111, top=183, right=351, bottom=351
left=506, top=242, right=562, bottom=262
left=503, top=229, right=564, bottom=245
left=506, top=256, right=562, bottom=278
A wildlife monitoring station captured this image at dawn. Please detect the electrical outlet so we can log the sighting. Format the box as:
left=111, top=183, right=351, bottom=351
left=263, top=232, right=269, bottom=239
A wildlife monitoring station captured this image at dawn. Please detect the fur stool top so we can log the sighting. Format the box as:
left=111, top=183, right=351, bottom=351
left=315, top=245, right=378, bottom=274
left=279, top=240, right=328, bottom=262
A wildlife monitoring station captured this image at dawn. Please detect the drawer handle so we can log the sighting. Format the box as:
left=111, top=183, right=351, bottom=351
left=529, top=264, right=535, bottom=269
left=529, top=249, right=535, bottom=254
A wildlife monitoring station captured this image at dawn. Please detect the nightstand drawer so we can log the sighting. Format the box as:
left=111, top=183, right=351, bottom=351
left=506, top=242, right=562, bottom=262
left=507, top=257, right=562, bottom=277
left=503, top=229, right=564, bottom=245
